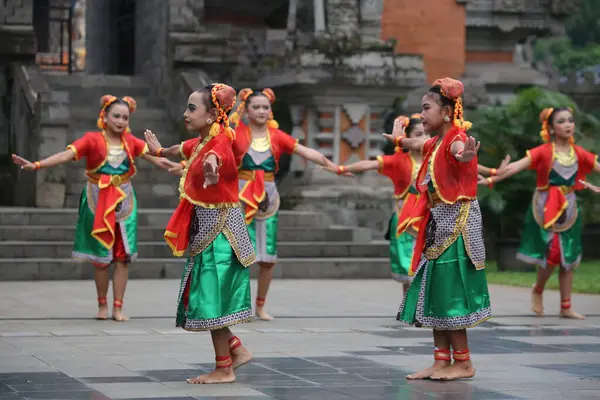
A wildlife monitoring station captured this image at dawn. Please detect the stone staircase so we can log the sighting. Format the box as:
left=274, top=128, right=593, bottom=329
left=0, top=208, right=390, bottom=280
left=42, top=73, right=182, bottom=209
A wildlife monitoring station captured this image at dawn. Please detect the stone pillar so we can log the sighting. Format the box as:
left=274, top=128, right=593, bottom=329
left=85, top=0, right=111, bottom=73
left=360, top=0, right=384, bottom=40
left=135, top=0, right=169, bottom=100
left=314, top=0, right=326, bottom=33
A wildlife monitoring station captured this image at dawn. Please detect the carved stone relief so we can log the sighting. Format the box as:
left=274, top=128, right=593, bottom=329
left=492, top=0, right=525, bottom=12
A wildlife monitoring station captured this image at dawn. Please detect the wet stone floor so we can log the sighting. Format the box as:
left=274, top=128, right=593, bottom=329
left=1, top=320, right=600, bottom=400
left=1, top=280, right=599, bottom=399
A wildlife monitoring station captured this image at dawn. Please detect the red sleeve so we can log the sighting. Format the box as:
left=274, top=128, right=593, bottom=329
left=577, top=147, right=598, bottom=174
left=131, top=135, right=148, bottom=158
left=67, top=132, right=94, bottom=161
left=203, top=136, right=236, bottom=176
left=446, top=131, right=468, bottom=167
left=180, top=139, right=197, bottom=160
left=275, top=130, right=298, bottom=155
left=526, top=145, right=546, bottom=170
left=377, top=154, right=399, bottom=179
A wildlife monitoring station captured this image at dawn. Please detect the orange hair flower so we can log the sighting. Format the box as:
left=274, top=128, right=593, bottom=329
left=432, top=77, right=472, bottom=131
left=229, top=88, right=253, bottom=127
left=262, top=88, right=279, bottom=129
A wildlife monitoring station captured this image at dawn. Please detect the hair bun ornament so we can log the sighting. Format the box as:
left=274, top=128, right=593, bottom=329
left=410, top=113, right=422, bottom=119
left=239, top=88, right=253, bottom=102
left=213, top=84, right=237, bottom=113
left=122, top=96, right=137, bottom=113
left=100, top=94, right=116, bottom=107
left=262, top=88, right=276, bottom=104
left=432, top=77, right=464, bottom=100
left=539, top=108, right=553, bottom=123
left=395, top=115, right=410, bottom=129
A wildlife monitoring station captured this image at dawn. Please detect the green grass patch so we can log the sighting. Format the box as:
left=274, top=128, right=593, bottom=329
left=485, top=260, right=600, bottom=294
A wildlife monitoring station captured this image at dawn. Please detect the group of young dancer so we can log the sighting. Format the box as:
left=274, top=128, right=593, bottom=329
left=12, top=76, right=598, bottom=383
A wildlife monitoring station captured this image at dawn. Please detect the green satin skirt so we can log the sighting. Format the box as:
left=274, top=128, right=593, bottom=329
left=517, top=205, right=582, bottom=270
left=388, top=212, right=414, bottom=282
left=247, top=212, right=278, bottom=263
left=176, top=232, right=252, bottom=331
left=72, top=187, right=138, bottom=265
left=397, top=235, right=491, bottom=330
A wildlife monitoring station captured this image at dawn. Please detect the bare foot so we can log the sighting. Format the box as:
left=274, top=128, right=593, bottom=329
left=112, top=308, right=130, bottom=322
left=96, top=305, right=108, bottom=320
left=430, top=361, right=475, bottom=381
left=231, top=346, right=253, bottom=370
left=186, top=368, right=235, bottom=384
left=406, top=360, right=451, bottom=380
left=531, top=288, right=543, bottom=316
left=256, top=307, right=274, bottom=321
left=560, top=309, right=586, bottom=320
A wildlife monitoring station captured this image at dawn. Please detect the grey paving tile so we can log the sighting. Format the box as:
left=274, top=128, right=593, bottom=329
left=77, top=376, right=153, bottom=384
left=0, top=394, right=22, bottom=400
left=14, top=390, right=103, bottom=399
left=255, top=387, right=357, bottom=400
left=0, top=333, right=49, bottom=338
left=49, top=330, right=97, bottom=337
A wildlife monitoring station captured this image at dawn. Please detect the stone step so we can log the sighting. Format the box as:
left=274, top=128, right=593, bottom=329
left=64, top=181, right=179, bottom=205
left=63, top=194, right=181, bottom=209
left=0, top=257, right=390, bottom=280
left=0, top=241, right=388, bottom=259
left=0, top=208, right=332, bottom=228
left=70, top=106, right=169, bottom=122
left=43, top=74, right=151, bottom=89
left=68, top=121, right=179, bottom=143
left=0, top=225, right=362, bottom=242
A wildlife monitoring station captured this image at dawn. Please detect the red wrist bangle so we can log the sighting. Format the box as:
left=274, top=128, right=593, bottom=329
left=34, top=161, right=41, bottom=170
left=394, top=136, right=404, bottom=147
left=337, top=165, right=346, bottom=175
left=490, top=168, right=497, bottom=176
left=486, top=177, right=494, bottom=188
left=156, top=148, right=164, bottom=157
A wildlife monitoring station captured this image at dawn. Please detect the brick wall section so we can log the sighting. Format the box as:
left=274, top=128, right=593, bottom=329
left=380, top=0, right=466, bottom=82
left=466, top=51, right=513, bottom=63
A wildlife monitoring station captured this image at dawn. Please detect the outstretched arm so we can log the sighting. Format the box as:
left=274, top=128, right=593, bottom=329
left=478, top=155, right=511, bottom=176
left=479, top=156, right=531, bottom=186
left=144, top=129, right=180, bottom=158
left=12, top=149, right=75, bottom=171
left=294, top=144, right=337, bottom=170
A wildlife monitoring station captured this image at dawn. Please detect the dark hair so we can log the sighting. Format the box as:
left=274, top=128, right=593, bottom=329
left=427, top=86, right=455, bottom=111
left=405, top=116, right=423, bottom=138
left=195, top=84, right=217, bottom=111
left=105, top=98, right=129, bottom=113
left=245, top=91, right=270, bottom=106
left=548, top=107, right=572, bottom=126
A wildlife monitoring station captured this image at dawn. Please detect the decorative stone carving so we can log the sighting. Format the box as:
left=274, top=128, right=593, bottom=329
left=551, top=0, right=580, bottom=16
left=326, top=0, right=360, bottom=37
left=492, top=0, right=525, bottom=12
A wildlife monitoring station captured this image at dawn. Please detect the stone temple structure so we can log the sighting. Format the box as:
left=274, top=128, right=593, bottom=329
left=0, top=0, right=580, bottom=215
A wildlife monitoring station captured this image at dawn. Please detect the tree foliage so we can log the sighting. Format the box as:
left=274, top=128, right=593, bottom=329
left=533, top=0, right=600, bottom=74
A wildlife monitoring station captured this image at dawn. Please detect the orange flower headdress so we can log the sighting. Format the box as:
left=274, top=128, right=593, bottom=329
left=539, top=107, right=575, bottom=144
left=208, top=83, right=237, bottom=141
left=97, top=95, right=137, bottom=132
left=228, top=88, right=279, bottom=129
left=432, top=77, right=472, bottom=131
